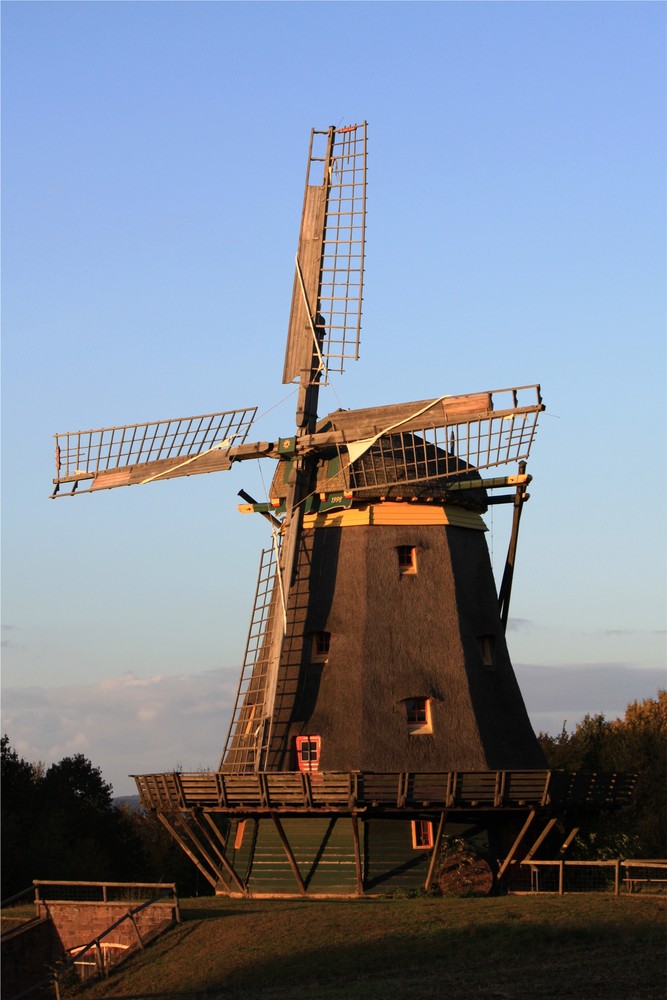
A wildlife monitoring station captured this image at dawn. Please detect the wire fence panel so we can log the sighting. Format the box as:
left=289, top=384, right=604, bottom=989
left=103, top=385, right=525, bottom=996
left=508, top=860, right=667, bottom=895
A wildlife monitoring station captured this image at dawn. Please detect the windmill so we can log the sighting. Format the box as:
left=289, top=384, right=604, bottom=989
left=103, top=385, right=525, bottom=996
left=52, top=123, right=634, bottom=896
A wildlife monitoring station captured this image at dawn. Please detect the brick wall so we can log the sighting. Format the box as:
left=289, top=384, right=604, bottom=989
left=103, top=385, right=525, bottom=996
left=38, top=900, right=176, bottom=953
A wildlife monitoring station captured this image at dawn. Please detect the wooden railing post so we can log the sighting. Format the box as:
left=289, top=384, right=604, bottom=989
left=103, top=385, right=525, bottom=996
left=128, top=910, right=145, bottom=949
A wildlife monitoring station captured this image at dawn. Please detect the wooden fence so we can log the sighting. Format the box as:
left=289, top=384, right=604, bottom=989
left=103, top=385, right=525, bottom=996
left=509, top=860, right=667, bottom=895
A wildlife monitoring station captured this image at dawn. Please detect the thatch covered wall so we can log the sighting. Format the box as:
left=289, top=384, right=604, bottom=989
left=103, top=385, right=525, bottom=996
left=263, top=511, right=545, bottom=772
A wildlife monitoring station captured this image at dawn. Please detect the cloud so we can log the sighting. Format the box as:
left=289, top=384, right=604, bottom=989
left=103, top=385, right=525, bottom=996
left=506, top=618, right=534, bottom=632
left=1, top=624, right=23, bottom=650
left=602, top=629, right=667, bottom=637
left=2, top=669, right=239, bottom=796
left=516, top=663, right=666, bottom=735
left=2, top=663, right=664, bottom=798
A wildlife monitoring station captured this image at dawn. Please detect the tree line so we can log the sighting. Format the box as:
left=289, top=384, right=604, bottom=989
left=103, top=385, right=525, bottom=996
left=1, top=736, right=202, bottom=900
left=2, top=691, right=664, bottom=899
left=536, top=690, right=666, bottom=859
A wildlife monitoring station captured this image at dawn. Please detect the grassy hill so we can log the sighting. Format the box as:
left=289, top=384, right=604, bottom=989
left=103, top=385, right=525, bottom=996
left=77, top=893, right=665, bottom=1000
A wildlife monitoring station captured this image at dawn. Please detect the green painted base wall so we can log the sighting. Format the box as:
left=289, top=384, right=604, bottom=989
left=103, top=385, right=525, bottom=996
left=220, top=816, right=488, bottom=896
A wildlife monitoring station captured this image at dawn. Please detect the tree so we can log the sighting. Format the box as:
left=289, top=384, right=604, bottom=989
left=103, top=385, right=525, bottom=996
left=537, top=691, right=667, bottom=858
left=1, top=737, right=207, bottom=898
left=1, top=736, right=40, bottom=897
left=41, top=753, right=113, bottom=811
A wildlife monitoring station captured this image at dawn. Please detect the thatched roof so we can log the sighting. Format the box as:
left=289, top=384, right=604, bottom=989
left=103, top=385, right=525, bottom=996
left=269, top=428, right=488, bottom=511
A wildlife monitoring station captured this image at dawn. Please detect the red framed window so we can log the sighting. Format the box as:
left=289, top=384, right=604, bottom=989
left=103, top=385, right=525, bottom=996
left=295, top=735, right=321, bottom=772
left=411, top=820, right=434, bottom=850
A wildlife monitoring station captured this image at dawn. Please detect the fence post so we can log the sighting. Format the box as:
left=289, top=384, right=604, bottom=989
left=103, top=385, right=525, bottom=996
left=94, top=939, right=106, bottom=978
left=171, top=883, right=181, bottom=923
left=614, top=859, right=620, bottom=896
left=558, top=861, right=564, bottom=895
left=128, top=910, right=145, bottom=949
left=102, top=883, right=108, bottom=903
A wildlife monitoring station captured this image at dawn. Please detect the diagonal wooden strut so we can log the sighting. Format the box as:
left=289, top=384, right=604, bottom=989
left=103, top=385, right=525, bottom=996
left=271, top=813, right=306, bottom=894
left=497, top=810, right=537, bottom=881
left=424, top=811, right=448, bottom=892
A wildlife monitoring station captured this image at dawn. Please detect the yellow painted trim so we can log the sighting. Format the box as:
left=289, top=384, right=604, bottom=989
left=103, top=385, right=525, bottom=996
left=302, top=503, right=487, bottom=531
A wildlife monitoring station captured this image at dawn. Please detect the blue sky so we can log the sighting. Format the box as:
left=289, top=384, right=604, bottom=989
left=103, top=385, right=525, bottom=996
left=2, top=1, right=665, bottom=795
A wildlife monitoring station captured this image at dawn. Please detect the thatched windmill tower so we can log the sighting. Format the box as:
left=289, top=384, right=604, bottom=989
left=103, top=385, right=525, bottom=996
left=52, top=123, right=633, bottom=896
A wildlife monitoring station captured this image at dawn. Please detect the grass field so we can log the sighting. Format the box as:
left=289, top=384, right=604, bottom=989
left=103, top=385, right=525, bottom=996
left=75, top=893, right=666, bottom=1000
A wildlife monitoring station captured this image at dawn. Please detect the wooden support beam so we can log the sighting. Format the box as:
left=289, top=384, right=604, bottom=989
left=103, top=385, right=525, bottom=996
left=271, top=813, right=306, bottom=895
left=351, top=816, right=364, bottom=896
left=523, top=817, right=558, bottom=862
left=498, top=460, right=529, bottom=632
left=155, top=812, right=217, bottom=888
left=189, top=813, right=248, bottom=896
left=301, top=772, right=314, bottom=808
left=195, top=811, right=236, bottom=870
left=424, top=811, right=448, bottom=892
left=397, top=772, right=409, bottom=808
left=497, top=810, right=536, bottom=881
left=95, top=939, right=105, bottom=978
left=156, top=812, right=246, bottom=894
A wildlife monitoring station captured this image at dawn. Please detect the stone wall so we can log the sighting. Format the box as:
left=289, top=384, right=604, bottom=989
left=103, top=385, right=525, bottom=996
left=38, top=900, right=177, bottom=953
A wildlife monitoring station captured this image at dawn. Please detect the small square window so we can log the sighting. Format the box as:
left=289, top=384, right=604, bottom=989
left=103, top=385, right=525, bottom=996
left=411, top=820, right=434, bottom=849
left=478, top=635, right=495, bottom=667
left=405, top=697, right=432, bottom=735
left=296, top=735, right=321, bottom=772
left=310, top=631, right=331, bottom=662
left=397, top=545, right=417, bottom=574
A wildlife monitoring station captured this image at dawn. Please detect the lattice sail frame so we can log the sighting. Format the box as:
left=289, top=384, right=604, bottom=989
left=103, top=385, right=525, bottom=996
left=334, top=385, right=544, bottom=493
left=283, top=123, right=367, bottom=384
left=316, top=124, right=367, bottom=373
left=52, top=407, right=257, bottom=496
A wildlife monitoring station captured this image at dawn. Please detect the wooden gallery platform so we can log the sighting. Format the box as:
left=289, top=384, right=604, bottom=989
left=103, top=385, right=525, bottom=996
left=133, top=770, right=635, bottom=898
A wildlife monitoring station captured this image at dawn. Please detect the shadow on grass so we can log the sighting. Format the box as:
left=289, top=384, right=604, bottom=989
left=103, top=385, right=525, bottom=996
left=87, top=896, right=666, bottom=1000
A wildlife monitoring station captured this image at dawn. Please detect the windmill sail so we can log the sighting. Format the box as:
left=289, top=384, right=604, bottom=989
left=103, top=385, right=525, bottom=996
left=261, top=385, right=544, bottom=505
left=283, top=122, right=367, bottom=384
left=51, top=407, right=257, bottom=496
left=336, top=384, right=544, bottom=493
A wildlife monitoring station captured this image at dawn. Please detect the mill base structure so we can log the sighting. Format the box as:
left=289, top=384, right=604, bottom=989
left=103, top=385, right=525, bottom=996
left=134, top=769, right=635, bottom=897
